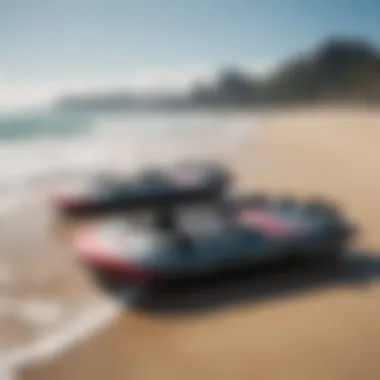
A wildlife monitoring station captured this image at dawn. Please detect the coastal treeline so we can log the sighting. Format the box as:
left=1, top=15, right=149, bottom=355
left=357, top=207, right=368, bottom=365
left=56, top=37, right=380, bottom=111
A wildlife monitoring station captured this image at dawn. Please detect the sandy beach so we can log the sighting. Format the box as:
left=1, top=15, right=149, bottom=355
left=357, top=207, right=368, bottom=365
left=9, top=107, right=380, bottom=379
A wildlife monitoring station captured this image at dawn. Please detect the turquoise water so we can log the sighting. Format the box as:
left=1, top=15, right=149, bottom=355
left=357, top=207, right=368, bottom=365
left=0, top=110, right=257, bottom=178
left=0, top=109, right=256, bottom=140
left=0, top=111, right=93, bottom=140
left=0, top=108, right=258, bottom=205
left=0, top=108, right=257, bottom=211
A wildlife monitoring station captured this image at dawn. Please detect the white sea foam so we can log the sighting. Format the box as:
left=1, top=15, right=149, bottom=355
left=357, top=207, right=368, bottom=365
left=0, top=110, right=259, bottom=378
left=1, top=299, right=119, bottom=379
left=0, top=111, right=258, bottom=188
left=15, top=300, right=64, bottom=326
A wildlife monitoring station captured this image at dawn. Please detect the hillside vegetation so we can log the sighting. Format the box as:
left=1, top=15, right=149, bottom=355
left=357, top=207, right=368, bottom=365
left=55, top=37, right=380, bottom=111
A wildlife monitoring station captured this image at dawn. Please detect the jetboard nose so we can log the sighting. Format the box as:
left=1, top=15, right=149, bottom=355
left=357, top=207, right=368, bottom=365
left=51, top=188, right=88, bottom=207
left=74, top=226, right=153, bottom=281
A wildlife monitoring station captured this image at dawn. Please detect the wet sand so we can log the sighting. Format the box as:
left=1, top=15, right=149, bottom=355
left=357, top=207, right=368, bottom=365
left=17, top=107, right=380, bottom=379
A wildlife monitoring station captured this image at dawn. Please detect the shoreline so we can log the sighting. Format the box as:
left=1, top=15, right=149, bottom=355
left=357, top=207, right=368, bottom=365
left=0, top=111, right=260, bottom=379
left=2, top=107, right=380, bottom=379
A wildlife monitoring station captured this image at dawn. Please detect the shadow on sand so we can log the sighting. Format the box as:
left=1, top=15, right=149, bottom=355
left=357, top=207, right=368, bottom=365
left=118, top=252, right=380, bottom=316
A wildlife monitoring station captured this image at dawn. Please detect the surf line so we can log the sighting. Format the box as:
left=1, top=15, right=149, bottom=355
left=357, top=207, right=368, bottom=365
left=0, top=298, right=120, bottom=379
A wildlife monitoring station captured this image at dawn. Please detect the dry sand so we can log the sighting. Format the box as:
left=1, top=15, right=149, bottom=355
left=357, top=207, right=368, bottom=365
left=16, top=107, right=380, bottom=379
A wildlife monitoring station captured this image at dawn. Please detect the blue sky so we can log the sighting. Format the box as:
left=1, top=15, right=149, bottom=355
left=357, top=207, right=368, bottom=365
left=0, top=0, right=380, bottom=105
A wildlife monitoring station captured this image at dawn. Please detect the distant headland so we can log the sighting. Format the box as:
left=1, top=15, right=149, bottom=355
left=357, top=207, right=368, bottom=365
left=54, top=37, right=380, bottom=112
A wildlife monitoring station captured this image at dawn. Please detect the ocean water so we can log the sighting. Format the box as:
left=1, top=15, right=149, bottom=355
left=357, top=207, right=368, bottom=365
left=0, top=109, right=258, bottom=378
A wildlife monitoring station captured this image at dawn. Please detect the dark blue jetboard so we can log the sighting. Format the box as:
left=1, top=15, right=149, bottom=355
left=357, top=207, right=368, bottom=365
left=52, top=162, right=231, bottom=217
left=74, top=195, right=355, bottom=292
